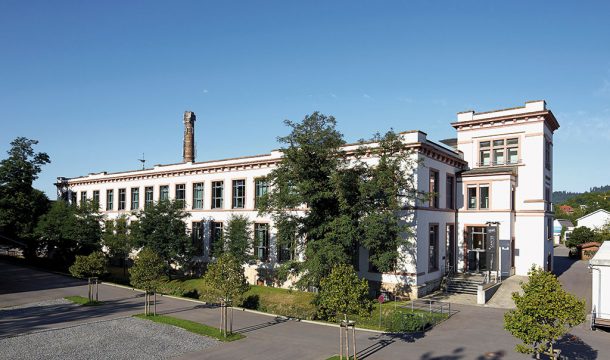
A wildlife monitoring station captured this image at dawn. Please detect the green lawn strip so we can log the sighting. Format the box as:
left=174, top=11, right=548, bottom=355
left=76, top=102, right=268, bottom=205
left=133, top=314, right=245, bottom=342
left=64, top=296, right=102, bottom=306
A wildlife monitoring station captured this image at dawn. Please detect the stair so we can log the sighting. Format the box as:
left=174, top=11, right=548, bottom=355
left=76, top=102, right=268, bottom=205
left=446, top=275, right=484, bottom=295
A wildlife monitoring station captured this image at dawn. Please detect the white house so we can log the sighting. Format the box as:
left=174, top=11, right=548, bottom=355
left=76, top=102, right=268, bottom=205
left=56, top=100, right=558, bottom=297
left=577, top=209, right=610, bottom=231
left=590, top=241, right=610, bottom=329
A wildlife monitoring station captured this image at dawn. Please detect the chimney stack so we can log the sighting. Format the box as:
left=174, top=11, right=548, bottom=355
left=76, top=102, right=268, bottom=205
left=183, top=111, right=196, bottom=163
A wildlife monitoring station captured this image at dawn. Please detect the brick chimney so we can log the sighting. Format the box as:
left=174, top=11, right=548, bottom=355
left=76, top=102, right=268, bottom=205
left=183, top=111, right=196, bottom=163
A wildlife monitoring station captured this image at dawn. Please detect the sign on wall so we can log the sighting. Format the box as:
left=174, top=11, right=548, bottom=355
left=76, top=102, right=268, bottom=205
left=486, top=225, right=498, bottom=271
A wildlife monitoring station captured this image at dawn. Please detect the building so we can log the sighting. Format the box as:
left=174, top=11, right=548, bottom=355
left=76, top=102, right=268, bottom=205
left=56, top=100, right=558, bottom=297
left=577, top=209, right=610, bottom=231
left=559, top=205, right=574, bottom=215
left=554, top=219, right=574, bottom=245
left=590, top=241, right=610, bottom=330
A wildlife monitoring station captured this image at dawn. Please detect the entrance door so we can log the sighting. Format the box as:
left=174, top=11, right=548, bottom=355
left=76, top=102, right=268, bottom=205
left=467, top=226, right=487, bottom=272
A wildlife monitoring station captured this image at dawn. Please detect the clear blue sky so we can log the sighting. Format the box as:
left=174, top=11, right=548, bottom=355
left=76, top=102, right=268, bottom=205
left=1, top=1, right=609, bottom=198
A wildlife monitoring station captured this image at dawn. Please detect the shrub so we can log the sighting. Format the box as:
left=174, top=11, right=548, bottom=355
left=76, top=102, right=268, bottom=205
left=316, top=264, right=372, bottom=321
left=69, top=251, right=108, bottom=278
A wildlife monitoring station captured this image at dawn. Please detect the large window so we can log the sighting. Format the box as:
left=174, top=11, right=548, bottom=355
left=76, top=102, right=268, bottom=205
left=429, top=170, right=439, bottom=208
left=175, top=184, right=186, bottom=208
left=211, top=181, right=224, bottom=209
left=191, top=221, right=204, bottom=256
left=479, top=137, right=519, bottom=166
left=255, top=178, right=268, bottom=207
left=131, top=187, right=139, bottom=210
left=232, top=180, right=245, bottom=209
left=106, top=189, right=114, bottom=211
left=467, top=184, right=490, bottom=210
left=145, top=186, right=154, bottom=207
left=93, top=190, right=100, bottom=209
left=80, top=191, right=87, bottom=205
left=118, top=188, right=126, bottom=210
left=159, top=185, right=169, bottom=201
left=428, top=224, right=439, bottom=272
left=545, top=140, right=552, bottom=170
left=210, top=221, right=223, bottom=257
left=193, top=183, right=204, bottom=209
left=277, top=227, right=296, bottom=263
left=255, top=223, right=270, bottom=261
left=446, top=175, right=455, bottom=210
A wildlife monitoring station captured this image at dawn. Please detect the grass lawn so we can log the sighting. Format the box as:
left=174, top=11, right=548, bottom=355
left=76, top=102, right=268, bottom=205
left=353, top=300, right=448, bottom=332
left=133, top=314, right=245, bottom=342
left=64, top=296, right=102, bottom=306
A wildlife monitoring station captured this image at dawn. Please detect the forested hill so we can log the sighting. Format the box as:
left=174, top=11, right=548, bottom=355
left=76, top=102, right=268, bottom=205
left=554, top=187, right=610, bottom=223
left=553, top=185, right=610, bottom=204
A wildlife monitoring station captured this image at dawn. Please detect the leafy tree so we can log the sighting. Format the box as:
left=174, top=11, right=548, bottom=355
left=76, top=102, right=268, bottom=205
left=215, top=214, right=253, bottom=264
left=0, top=137, right=50, bottom=256
left=102, top=216, right=133, bottom=276
left=504, top=266, right=585, bottom=358
left=199, top=253, right=249, bottom=336
left=316, top=264, right=372, bottom=322
left=565, top=226, right=596, bottom=249
left=69, top=251, right=108, bottom=278
left=129, top=248, right=166, bottom=291
left=34, top=199, right=102, bottom=265
left=131, top=200, right=192, bottom=277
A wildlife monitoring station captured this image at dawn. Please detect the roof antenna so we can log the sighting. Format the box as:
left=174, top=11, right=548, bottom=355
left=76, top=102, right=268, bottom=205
left=138, top=153, right=146, bottom=170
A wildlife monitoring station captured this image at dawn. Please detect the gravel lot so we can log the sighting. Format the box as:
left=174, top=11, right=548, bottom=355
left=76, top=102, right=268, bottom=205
left=0, top=316, right=219, bottom=360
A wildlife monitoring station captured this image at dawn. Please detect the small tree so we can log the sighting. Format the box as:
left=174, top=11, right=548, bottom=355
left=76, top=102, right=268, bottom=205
left=102, top=216, right=133, bottom=277
left=316, top=264, right=372, bottom=322
left=69, top=251, right=108, bottom=302
left=504, top=266, right=585, bottom=359
left=200, top=253, right=249, bottom=337
left=130, top=248, right=167, bottom=315
left=565, top=226, right=595, bottom=249
left=217, top=214, right=253, bottom=264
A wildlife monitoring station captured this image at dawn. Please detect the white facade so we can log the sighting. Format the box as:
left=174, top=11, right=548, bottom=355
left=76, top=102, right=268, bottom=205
left=58, top=100, right=558, bottom=297
left=577, top=209, right=610, bottom=231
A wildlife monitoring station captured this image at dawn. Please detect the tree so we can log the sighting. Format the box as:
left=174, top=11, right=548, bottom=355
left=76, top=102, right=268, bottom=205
left=69, top=251, right=108, bottom=278
left=130, top=248, right=166, bottom=290
left=565, top=226, right=596, bottom=249
left=504, top=266, right=585, bottom=359
left=316, top=264, right=372, bottom=322
left=102, top=216, right=133, bottom=276
left=34, top=199, right=102, bottom=266
left=216, top=214, right=253, bottom=264
left=200, top=253, right=249, bottom=336
left=0, top=137, right=50, bottom=256
left=131, top=200, right=192, bottom=277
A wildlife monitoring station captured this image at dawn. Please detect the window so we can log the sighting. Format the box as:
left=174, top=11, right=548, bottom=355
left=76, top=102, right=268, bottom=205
left=80, top=191, right=87, bottom=205
left=211, top=181, right=223, bottom=209
left=479, top=137, right=519, bottom=166
left=545, top=186, right=551, bottom=212
left=160, top=185, right=169, bottom=201
left=210, top=221, right=223, bottom=257
left=232, top=180, right=245, bottom=209
left=467, top=187, right=477, bottom=209
left=428, top=224, right=439, bottom=272
left=446, top=224, right=456, bottom=270
left=255, top=223, right=269, bottom=261
left=118, top=189, right=126, bottom=210
left=176, top=184, right=186, bottom=207
left=93, top=190, right=100, bottom=209
left=429, top=170, right=439, bottom=208
left=145, top=186, right=154, bottom=208
left=547, top=217, right=553, bottom=241
left=193, top=183, right=204, bottom=209
left=545, top=140, right=551, bottom=170
left=106, top=189, right=114, bottom=211
left=479, top=185, right=489, bottom=209
left=277, top=227, right=296, bottom=263
left=446, top=175, right=455, bottom=210
left=255, top=178, right=269, bottom=207
left=131, top=188, right=139, bottom=210
left=191, top=222, right=204, bottom=256
left=511, top=186, right=515, bottom=211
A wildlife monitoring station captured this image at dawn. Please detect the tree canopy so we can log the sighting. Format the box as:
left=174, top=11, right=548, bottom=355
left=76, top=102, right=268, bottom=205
left=316, top=264, right=372, bottom=321
left=565, top=226, right=596, bottom=249
left=216, top=214, right=253, bottom=264
left=129, top=248, right=167, bottom=291
left=0, top=137, right=50, bottom=254
left=257, top=113, right=416, bottom=288
left=69, top=251, right=108, bottom=278
left=504, top=266, right=585, bottom=357
left=130, top=199, right=192, bottom=275
left=200, top=253, right=249, bottom=305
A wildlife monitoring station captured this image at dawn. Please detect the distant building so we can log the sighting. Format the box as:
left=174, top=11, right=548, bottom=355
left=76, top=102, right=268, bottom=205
left=559, top=205, right=574, bottom=214
left=57, top=100, right=558, bottom=297
left=554, top=219, right=574, bottom=245
left=577, top=209, right=610, bottom=231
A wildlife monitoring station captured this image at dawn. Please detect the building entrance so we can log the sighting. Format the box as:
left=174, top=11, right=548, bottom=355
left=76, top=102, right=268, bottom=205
left=467, top=226, right=487, bottom=272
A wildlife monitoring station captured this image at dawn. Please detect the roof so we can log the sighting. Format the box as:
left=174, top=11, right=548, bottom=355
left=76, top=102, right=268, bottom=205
left=555, top=219, right=574, bottom=228
left=590, top=241, right=610, bottom=266
left=461, top=166, right=517, bottom=177
left=576, top=209, right=610, bottom=222
left=577, top=242, right=601, bottom=249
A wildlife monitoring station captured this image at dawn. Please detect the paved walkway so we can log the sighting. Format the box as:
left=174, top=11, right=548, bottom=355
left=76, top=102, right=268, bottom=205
left=1, top=256, right=608, bottom=359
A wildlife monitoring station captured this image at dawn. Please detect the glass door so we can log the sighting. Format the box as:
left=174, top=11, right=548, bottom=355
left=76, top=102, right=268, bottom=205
left=467, top=226, right=487, bottom=272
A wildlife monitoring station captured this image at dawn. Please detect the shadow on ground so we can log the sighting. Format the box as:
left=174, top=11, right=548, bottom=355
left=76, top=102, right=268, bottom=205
left=555, top=333, right=598, bottom=359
